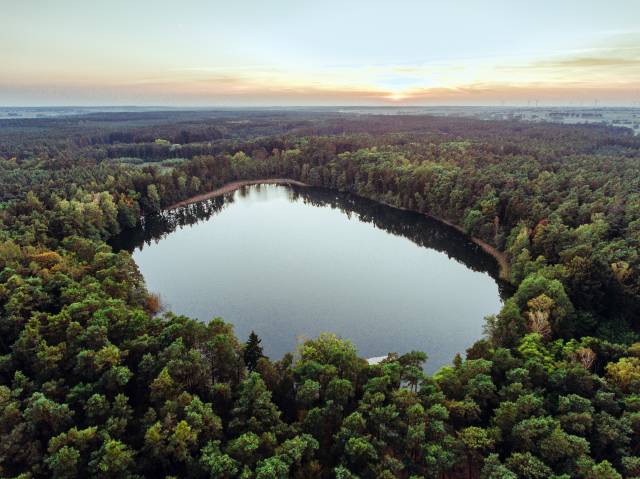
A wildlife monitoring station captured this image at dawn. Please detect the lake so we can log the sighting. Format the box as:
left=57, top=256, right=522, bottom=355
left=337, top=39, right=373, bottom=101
left=112, top=184, right=505, bottom=373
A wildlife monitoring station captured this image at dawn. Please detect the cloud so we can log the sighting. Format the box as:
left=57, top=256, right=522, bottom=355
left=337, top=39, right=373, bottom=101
left=3, top=32, right=640, bottom=106
left=505, top=34, right=640, bottom=86
left=537, top=57, right=640, bottom=68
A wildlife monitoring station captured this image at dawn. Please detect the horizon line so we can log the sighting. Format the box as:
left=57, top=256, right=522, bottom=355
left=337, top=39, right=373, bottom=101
left=3, top=104, right=640, bottom=109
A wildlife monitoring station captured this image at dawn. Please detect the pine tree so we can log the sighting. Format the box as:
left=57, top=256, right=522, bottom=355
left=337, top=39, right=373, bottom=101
left=244, top=331, right=264, bottom=372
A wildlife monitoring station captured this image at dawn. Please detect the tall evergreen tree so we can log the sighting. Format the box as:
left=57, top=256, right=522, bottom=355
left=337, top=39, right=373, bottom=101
left=244, top=331, right=265, bottom=372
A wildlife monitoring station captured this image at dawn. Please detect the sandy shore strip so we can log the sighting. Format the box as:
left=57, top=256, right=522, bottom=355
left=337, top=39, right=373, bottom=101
left=167, top=178, right=309, bottom=210
left=429, top=216, right=510, bottom=281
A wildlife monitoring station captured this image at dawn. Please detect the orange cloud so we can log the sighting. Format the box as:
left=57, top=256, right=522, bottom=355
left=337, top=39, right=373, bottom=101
left=3, top=35, right=640, bottom=106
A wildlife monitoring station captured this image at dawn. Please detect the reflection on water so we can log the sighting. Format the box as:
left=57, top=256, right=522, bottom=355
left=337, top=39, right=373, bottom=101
left=112, top=185, right=505, bottom=372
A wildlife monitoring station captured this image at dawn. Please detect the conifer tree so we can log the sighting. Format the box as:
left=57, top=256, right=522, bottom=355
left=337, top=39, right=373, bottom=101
left=244, top=331, right=265, bottom=372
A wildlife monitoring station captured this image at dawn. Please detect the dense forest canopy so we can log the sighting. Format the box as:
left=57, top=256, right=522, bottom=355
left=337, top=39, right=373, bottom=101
left=1, top=111, right=640, bottom=478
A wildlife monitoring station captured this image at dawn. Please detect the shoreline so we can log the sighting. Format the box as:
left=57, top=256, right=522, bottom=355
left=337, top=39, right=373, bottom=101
left=167, top=178, right=510, bottom=281
left=166, top=178, right=309, bottom=209
left=376, top=199, right=511, bottom=281
left=425, top=214, right=510, bottom=281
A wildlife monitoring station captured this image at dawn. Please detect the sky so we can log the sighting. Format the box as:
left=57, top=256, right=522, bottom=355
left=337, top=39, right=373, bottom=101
left=2, top=0, right=640, bottom=106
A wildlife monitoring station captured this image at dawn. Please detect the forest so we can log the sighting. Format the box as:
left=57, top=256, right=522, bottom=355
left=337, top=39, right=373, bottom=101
left=1, top=110, right=640, bottom=478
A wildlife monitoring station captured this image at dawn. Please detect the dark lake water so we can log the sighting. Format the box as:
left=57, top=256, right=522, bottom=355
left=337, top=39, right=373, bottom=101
left=113, top=184, right=505, bottom=372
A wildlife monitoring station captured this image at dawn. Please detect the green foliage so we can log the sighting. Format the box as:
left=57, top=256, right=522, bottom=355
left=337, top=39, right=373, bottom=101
left=1, top=112, right=639, bottom=477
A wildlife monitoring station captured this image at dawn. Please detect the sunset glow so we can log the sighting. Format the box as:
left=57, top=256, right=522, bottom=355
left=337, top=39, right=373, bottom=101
left=2, top=0, right=640, bottom=106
